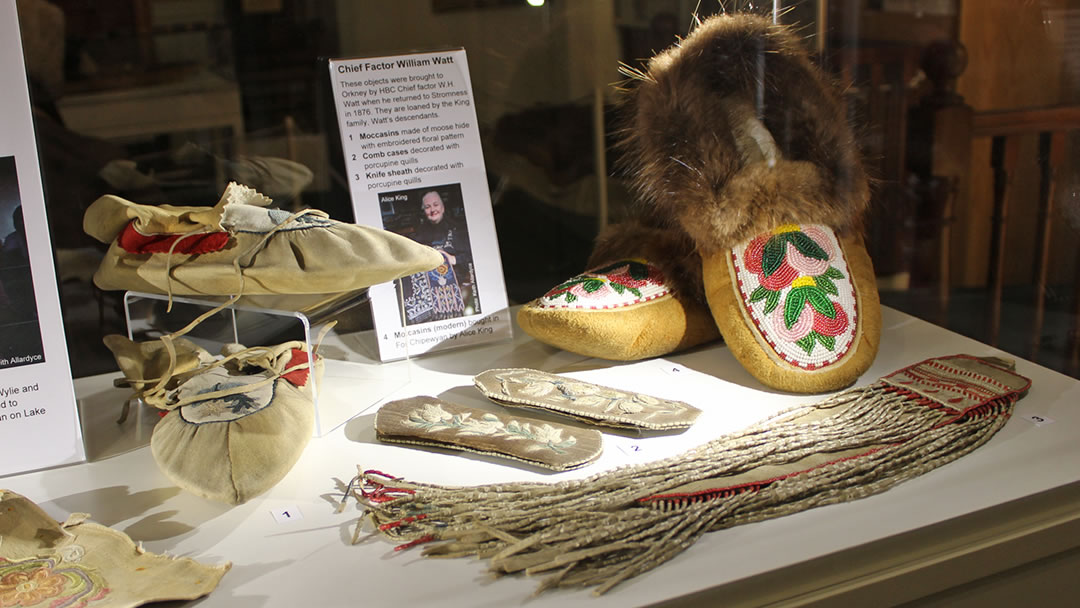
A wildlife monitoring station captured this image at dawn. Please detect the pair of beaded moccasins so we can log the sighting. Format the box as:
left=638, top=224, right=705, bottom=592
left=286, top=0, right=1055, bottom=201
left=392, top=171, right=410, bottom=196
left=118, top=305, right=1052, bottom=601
left=85, top=182, right=445, bottom=503
left=518, top=14, right=881, bottom=394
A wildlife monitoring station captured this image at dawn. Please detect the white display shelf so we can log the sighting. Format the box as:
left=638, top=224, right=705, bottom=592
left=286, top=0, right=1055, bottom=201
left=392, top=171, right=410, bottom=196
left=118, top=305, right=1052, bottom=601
left=4, top=306, right=1080, bottom=607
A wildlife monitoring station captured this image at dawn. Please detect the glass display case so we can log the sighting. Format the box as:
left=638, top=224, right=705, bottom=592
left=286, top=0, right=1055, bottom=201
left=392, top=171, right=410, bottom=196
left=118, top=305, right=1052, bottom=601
left=7, top=1, right=1080, bottom=605
left=12, top=0, right=1077, bottom=382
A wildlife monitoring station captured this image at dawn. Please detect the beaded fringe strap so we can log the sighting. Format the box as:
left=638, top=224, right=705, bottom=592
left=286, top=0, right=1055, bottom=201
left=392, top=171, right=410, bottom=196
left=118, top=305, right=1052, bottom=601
left=344, top=355, right=1031, bottom=596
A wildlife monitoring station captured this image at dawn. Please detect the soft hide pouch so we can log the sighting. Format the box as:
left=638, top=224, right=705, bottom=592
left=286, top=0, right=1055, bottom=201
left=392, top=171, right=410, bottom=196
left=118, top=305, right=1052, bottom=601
left=149, top=342, right=319, bottom=504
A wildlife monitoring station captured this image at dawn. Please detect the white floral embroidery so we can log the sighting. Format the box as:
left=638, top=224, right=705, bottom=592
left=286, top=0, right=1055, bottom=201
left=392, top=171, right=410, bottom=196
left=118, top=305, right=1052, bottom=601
left=57, top=545, right=85, bottom=563
left=404, top=402, right=578, bottom=454
left=530, top=423, right=570, bottom=446
left=560, top=382, right=600, bottom=396
left=518, top=382, right=556, bottom=398
left=569, top=394, right=609, bottom=408
left=461, top=413, right=504, bottom=436
left=415, top=402, right=454, bottom=425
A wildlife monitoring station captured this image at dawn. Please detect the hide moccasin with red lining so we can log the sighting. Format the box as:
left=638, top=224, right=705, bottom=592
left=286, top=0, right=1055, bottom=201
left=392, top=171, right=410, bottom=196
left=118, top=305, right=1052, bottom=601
left=84, top=182, right=443, bottom=297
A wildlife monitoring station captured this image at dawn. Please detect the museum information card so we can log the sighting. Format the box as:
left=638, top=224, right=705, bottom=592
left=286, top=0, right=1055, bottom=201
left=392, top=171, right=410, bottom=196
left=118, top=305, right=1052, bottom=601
left=0, top=0, right=85, bottom=476
left=328, top=49, right=511, bottom=361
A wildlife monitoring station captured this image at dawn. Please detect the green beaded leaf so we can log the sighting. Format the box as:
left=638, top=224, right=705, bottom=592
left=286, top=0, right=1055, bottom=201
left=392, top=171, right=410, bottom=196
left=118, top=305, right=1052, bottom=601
left=565, top=292, right=577, bottom=303
left=796, top=333, right=816, bottom=354
left=628, top=286, right=642, bottom=298
left=819, top=333, right=836, bottom=351
left=762, top=237, right=786, bottom=278
left=610, top=282, right=626, bottom=294
left=582, top=278, right=606, bottom=293
left=784, top=231, right=828, bottom=260
left=750, top=286, right=771, bottom=303
left=628, top=262, right=650, bottom=280
left=806, top=288, right=837, bottom=318
left=815, top=275, right=839, bottom=296
left=824, top=266, right=845, bottom=280
left=784, top=288, right=808, bottom=329
left=550, top=279, right=575, bottom=293
left=764, top=289, right=781, bottom=314
left=546, top=286, right=575, bottom=302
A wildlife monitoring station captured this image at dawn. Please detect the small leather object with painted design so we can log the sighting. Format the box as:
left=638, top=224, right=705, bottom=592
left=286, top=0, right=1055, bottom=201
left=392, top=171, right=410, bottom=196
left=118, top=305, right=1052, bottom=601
left=375, top=396, right=603, bottom=471
left=473, top=368, right=701, bottom=430
left=0, top=490, right=229, bottom=607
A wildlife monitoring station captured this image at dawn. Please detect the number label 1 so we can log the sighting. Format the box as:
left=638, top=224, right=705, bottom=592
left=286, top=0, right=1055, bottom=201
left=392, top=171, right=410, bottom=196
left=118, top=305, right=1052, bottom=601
left=270, top=505, right=304, bottom=524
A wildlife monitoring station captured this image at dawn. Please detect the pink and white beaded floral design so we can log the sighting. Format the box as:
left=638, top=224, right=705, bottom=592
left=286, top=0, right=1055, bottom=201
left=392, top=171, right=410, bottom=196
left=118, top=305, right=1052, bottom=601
left=536, top=260, right=669, bottom=310
left=731, top=224, right=859, bottom=370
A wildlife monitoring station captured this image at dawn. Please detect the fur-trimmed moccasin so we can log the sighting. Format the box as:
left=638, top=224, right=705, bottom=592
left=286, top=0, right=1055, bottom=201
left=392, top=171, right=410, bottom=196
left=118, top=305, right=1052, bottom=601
left=618, top=13, right=880, bottom=392
left=517, top=217, right=719, bottom=361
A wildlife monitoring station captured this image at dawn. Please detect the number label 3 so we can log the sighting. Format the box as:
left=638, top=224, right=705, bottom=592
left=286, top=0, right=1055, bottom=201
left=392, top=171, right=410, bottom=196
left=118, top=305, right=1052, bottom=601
left=1024, top=414, right=1055, bottom=427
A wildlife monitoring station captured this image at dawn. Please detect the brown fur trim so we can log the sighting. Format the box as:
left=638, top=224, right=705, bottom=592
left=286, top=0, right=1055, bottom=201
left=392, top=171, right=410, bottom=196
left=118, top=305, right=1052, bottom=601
left=617, top=13, right=869, bottom=254
left=587, top=216, right=705, bottom=304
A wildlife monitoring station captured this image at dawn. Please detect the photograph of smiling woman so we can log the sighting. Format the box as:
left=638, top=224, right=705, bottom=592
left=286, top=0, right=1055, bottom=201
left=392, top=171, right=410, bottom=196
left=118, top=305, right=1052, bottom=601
left=379, top=182, right=480, bottom=325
